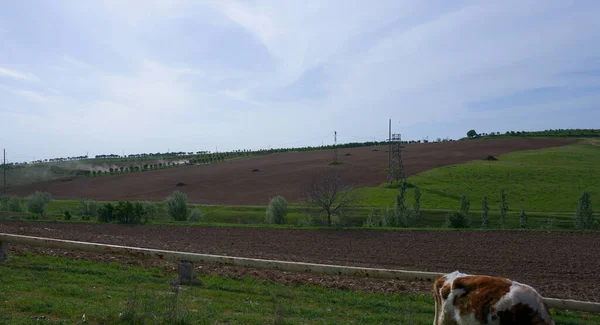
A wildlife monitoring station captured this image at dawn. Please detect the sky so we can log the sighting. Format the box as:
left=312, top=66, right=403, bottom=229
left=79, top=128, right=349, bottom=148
left=1, top=0, right=599, bottom=162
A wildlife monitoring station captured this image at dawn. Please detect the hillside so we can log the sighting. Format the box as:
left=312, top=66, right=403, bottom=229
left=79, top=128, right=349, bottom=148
left=8, top=138, right=578, bottom=205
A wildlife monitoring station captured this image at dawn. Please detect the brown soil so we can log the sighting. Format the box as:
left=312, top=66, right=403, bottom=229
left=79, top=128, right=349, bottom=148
left=1, top=221, right=598, bottom=302
left=9, top=138, right=579, bottom=205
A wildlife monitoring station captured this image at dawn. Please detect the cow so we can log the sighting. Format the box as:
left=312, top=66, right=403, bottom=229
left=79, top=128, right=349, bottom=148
left=433, top=271, right=554, bottom=325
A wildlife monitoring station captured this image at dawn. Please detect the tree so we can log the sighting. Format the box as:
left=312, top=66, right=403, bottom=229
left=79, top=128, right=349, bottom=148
left=467, top=129, right=478, bottom=138
left=481, top=196, right=489, bottom=228
left=499, top=189, right=508, bottom=229
left=413, top=187, right=422, bottom=226
left=390, top=181, right=410, bottom=227
left=459, top=195, right=470, bottom=217
left=80, top=199, right=100, bottom=220
left=26, top=191, right=52, bottom=218
left=519, top=208, right=528, bottom=229
left=574, top=191, right=594, bottom=230
left=165, top=190, right=189, bottom=221
left=303, top=169, right=356, bottom=227
left=265, top=195, right=288, bottom=224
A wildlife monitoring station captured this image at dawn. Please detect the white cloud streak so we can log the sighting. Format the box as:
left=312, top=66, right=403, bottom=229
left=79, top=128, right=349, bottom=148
left=0, top=66, right=40, bottom=82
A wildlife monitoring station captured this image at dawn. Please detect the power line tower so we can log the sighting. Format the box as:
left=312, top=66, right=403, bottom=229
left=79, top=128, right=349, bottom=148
left=387, top=133, right=405, bottom=183
left=333, top=131, right=338, bottom=164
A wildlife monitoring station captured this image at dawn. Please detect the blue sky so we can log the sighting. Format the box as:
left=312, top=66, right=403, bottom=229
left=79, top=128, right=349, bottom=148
left=1, top=1, right=599, bottom=162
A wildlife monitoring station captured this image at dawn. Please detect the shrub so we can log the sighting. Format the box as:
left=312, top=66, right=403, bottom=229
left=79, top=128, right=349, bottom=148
left=444, top=211, right=471, bottom=229
left=265, top=195, right=288, bottom=224
left=365, top=207, right=379, bottom=227
left=574, top=191, right=594, bottom=230
left=141, top=201, right=158, bottom=222
left=98, top=203, right=115, bottom=222
left=380, top=206, right=396, bottom=227
left=114, top=201, right=138, bottom=224
left=26, top=191, right=52, bottom=218
left=133, top=202, right=144, bottom=222
left=80, top=199, right=100, bottom=220
left=189, top=208, right=204, bottom=222
left=165, top=191, right=189, bottom=221
left=64, top=210, right=72, bottom=220
left=7, top=196, right=23, bottom=212
left=0, top=196, right=9, bottom=211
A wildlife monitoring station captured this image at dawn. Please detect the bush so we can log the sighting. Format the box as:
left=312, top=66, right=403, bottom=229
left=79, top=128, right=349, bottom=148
left=64, top=210, right=72, bottom=220
left=365, top=208, right=379, bottom=227
left=80, top=199, right=100, bottom=220
left=26, top=191, right=52, bottom=218
left=114, top=201, right=139, bottom=224
left=189, top=208, right=204, bottom=222
left=0, top=196, right=9, bottom=211
left=141, top=201, right=158, bottom=222
left=381, top=206, right=396, bottom=227
left=7, top=196, right=23, bottom=212
left=265, top=195, right=288, bottom=224
left=98, top=203, right=115, bottom=223
left=165, top=191, right=189, bottom=221
left=444, top=211, right=471, bottom=228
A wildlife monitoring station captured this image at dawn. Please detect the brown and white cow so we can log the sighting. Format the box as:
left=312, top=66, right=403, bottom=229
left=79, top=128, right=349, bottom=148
left=433, top=271, right=554, bottom=325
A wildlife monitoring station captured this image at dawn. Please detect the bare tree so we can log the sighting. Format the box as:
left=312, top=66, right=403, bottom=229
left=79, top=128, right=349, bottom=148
left=303, top=169, right=356, bottom=227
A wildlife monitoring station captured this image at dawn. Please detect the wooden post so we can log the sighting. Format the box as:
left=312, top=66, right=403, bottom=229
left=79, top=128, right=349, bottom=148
left=0, top=241, right=7, bottom=262
left=177, top=261, right=198, bottom=284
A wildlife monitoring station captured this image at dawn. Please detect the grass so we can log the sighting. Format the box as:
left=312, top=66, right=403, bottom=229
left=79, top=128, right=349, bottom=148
left=1, top=197, right=584, bottom=230
left=356, top=141, right=600, bottom=213
left=0, top=253, right=597, bottom=324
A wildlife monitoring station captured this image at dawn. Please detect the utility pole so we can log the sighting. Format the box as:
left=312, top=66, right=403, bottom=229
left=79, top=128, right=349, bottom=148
left=333, top=131, right=338, bottom=164
left=388, top=119, right=392, bottom=172
left=3, top=149, right=6, bottom=194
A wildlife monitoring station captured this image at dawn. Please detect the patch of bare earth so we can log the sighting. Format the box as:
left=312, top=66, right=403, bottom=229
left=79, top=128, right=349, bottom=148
left=1, top=221, right=598, bottom=302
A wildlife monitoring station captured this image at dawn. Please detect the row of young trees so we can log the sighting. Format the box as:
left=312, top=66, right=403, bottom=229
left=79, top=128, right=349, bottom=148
left=467, top=128, right=600, bottom=139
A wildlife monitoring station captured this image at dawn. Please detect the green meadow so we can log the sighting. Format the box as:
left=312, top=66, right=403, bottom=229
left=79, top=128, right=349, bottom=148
left=0, top=253, right=596, bottom=324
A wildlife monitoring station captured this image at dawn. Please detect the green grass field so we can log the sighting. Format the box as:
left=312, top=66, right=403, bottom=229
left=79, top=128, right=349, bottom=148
left=356, top=140, right=599, bottom=213
left=0, top=253, right=596, bottom=324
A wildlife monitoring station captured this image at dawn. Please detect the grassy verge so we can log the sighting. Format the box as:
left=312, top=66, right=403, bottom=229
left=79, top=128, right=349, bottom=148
left=0, top=253, right=597, bottom=324
left=1, top=201, right=579, bottom=230
left=356, top=141, right=599, bottom=212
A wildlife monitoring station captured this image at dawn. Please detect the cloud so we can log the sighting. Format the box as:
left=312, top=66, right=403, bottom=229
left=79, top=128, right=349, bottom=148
left=1, top=0, right=599, bottom=161
left=0, top=66, right=40, bottom=82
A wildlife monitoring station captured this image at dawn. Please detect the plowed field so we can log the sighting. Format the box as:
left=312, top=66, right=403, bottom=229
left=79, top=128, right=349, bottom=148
left=1, top=221, right=597, bottom=302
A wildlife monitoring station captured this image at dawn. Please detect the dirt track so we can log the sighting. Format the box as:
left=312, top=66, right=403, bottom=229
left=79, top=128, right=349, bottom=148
left=1, top=221, right=597, bottom=302
left=10, top=138, right=579, bottom=205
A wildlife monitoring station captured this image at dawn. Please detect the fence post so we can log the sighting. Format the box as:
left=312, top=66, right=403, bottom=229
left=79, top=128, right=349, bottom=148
left=177, top=261, right=198, bottom=284
left=0, top=241, right=7, bottom=262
